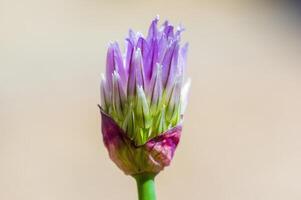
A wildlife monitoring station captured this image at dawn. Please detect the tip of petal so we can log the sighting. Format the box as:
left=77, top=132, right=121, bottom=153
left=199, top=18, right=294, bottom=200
left=136, top=31, right=144, bottom=38
left=176, top=24, right=185, bottom=32
left=112, top=70, right=120, bottom=80
left=135, top=48, right=142, bottom=57
left=107, top=41, right=113, bottom=45
left=107, top=41, right=115, bottom=48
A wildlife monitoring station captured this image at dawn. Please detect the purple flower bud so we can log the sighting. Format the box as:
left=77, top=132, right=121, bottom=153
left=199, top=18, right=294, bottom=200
left=99, top=17, right=190, bottom=175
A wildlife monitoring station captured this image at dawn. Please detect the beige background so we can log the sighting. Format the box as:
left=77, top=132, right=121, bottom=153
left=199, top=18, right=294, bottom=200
left=1, top=0, right=301, bottom=199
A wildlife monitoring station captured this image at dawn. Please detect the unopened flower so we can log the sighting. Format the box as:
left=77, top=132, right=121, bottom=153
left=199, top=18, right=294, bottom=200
left=99, top=17, right=190, bottom=176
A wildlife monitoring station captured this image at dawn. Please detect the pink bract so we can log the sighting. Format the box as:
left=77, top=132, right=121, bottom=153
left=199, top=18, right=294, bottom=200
left=100, top=107, right=181, bottom=175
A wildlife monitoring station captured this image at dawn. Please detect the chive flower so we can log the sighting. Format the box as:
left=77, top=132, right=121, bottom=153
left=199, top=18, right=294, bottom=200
left=99, top=16, right=190, bottom=200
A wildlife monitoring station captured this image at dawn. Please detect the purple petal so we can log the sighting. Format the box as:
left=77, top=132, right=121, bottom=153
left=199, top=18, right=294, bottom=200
left=166, top=78, right=182, bottom=122
left=147, top=17, right=159, bottom=41
left=178, top=43, right=189, bottom=81
left=134, top=48, right=145, bottom=89
left=112, top=42, right=127, bottom=87
left=128, top=29, right=136, bottom=44
left=163, top=24, right=174, bottom=38
left=136, top=37, right=149, bottom=57
left=105, top=43, right=115, bottom=91
left=127, top=47, right=136, bottom=97
left=144, top=39, right=158, bottom=82
left=125, top=39, right=134, bottom=74
left=100, top=74, right=110, bottom=109
left=112, top=71, right=126, bottom=116
left=166, top=43, right=180, bottom=94
left=175, top=25, right=185, bottom=39
left=161, top=20, right=175, bottom=39
left=157, top=35, right=168, bottom=62
left=148, top=64, right=163, bottom=113
left=161, top=20, right=169, bottom=29
left=162, top=41, right=179, bottom=92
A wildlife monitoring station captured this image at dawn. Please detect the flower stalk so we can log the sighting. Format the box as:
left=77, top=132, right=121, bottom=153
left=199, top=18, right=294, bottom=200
left=134, top=173, right=157, bottom=200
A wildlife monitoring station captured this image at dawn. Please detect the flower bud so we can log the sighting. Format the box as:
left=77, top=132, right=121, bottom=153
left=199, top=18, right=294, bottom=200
left=99, top=17, right=190, bottom=175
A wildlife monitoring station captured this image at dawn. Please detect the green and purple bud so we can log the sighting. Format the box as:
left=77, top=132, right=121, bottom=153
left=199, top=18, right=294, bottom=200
left=99, top=17, right=190, bottom=175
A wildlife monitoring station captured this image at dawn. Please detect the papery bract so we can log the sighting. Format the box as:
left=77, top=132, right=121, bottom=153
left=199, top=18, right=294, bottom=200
left=100, top=108, right=181, bottom=175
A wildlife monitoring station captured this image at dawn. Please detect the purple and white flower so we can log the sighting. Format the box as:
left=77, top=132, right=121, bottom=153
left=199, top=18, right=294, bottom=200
left=99, top=17, right=190, bottom=175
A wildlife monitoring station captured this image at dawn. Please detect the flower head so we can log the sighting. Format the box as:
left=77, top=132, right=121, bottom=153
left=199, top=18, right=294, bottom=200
left=100, top=17, right=190, bottom=175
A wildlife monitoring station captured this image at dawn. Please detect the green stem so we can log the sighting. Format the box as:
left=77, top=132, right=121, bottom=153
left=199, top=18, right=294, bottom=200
left=134, top=173, right=157, bottom=200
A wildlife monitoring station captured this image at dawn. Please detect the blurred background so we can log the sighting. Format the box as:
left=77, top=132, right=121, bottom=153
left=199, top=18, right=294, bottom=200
left=1, top=0, right=301, bottom=199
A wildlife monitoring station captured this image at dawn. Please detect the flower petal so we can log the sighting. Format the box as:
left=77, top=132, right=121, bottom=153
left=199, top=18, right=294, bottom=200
left=105, top=43, right=115, bottom=91
left=112, top=71, right=126, bottom=117
left=161, top=41, right=178, bottom=90
left=136, top=37, right=149, bottom=59
left=122, top=109, right=136, bottom=139
left=180, top=78, right=191, bottom=115
left=166, top=78, right=182, bottom=123
left=154, top=106, right=167, bottom=135
left=147, top=16, right=159, bottom=41
left=125, top=38, right=134, bottom=73
left=144, top=39, right=158, bottom=82
left=127, top=48, right=137, bottom=97
left=163, top=22, right=174, bottom=38
left=136, top=86, right=151, bottom=126
left=178, top=43, right=189, bottom=82
left=100, top=74, right=110, bottom=109
left=164, top=43, right=180, bottom=96
left=148, top=63, right=163, bottom=114
left=112, top=42, right=127, bottom=87
left=134, top=48, right=145, bottom=89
